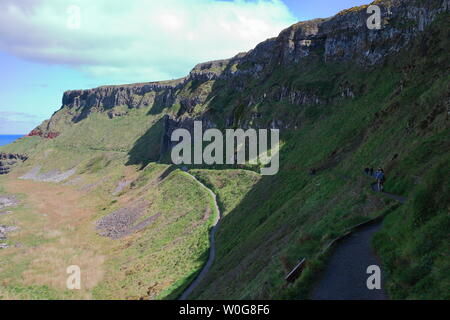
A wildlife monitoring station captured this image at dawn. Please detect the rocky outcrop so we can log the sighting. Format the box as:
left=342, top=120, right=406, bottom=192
left=62, top=79, right=187, bottom=113
left=96, top=200, right=161, bottom=239
left=27, top=129, right=60, bottom=139
left=28, top=0, right=449, bottom=148
left=189, top=59, right=230, bottom=82
left=0, top=195, right=19, bottom=249
left=232, top=0, right=449, bottom=72
left=0, top=153, right=27, bottom=175
left=19, top=166, right=76, bottom=183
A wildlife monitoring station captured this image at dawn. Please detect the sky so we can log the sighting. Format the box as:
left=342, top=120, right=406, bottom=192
left=0, top=0, right=369, bottom=134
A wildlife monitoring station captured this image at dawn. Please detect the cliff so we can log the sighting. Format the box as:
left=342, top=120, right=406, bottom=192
left=31, top=0, right=449, bottom=138
left=0, top=153, right=28, bottom=175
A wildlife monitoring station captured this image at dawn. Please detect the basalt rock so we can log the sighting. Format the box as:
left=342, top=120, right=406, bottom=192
left=0, top=153, right=27, bottom=175
left=27, top=0, right=449, bottom=155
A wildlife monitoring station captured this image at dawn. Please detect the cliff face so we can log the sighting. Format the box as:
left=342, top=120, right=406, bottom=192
left=32, top=0, right=448, bottom=138
left=0, top=153, right=27, bottom=175
left=226, top=0, right=449, bottom=76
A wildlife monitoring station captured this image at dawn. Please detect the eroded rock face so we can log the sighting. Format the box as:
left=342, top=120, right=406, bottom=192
left=28, top=0, right=449, bottom=152
left=0, top=153, right=27, bottom=175
left=19, top=166, right=76, bottom=183
left=62, top=79, right=187, bottom=121
left=225, top=0, right=449, bottom=75
left=321, top=0, right=450, bottom=64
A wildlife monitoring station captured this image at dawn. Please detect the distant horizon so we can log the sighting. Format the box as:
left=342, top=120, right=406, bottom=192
left=0, top=134, right=26, bottom=147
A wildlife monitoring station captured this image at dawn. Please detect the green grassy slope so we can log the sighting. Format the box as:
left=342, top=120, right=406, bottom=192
left=0, top=11, right=448, bottom=301
left=188, top=15, right=449, bottom=299
left=0, top=160, right=219, bottom=299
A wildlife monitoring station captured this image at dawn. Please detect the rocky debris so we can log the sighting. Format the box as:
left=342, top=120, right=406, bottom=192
left=0, top=211, right=13, bottom=216
left=77, top=177, right=109, bottom=193
left=0, top=153, right=28, bottom=175
left=96, top=200, right=160, bottom=239
left=63, top=176, right=83, bottom=186
left=0, top=195, right=19, bottom=210
left=0, top=225, right=19, bottom=248
left=20, top=166, right=76, bottom=183
left=0, top=225, right=18, bottom=235
left=19, top=166, right=40, bottom=180
left=112, top=180, right=132, bottom=196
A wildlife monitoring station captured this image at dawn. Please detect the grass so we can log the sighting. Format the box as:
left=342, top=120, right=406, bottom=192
left=187, top=14, right=450, bottom=300
left=373, top=158, right=450, bottom=299
left=0, top=162, right=217, bottom=300
left=189, top=169, right=261, bottom=216
left=0, top=11, right=448, bottom=301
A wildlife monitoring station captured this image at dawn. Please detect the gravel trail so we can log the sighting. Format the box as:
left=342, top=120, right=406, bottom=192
left=179, top=172, right=221, bottom=300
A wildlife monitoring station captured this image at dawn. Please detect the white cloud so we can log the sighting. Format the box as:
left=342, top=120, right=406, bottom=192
left=0, top=0, right=296, bottom=82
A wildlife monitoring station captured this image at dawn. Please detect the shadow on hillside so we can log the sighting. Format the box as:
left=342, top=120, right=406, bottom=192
left=162, top=119, right=402, bottom=299
left=164, top=165, right=288, bottom=300
left=147, top=98, right=169, bottom=116
left=126, top=117, right=165, bottom=169
left=157, top=165, right=177, bottom=181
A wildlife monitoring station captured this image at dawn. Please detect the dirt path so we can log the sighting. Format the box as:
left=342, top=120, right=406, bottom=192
left=179, top=172, right=221, bottom=300
left=311, top=222, right=388, bottom=300
left=311, top=183, right=406, bottom=300
left=371, top=183, right=406, bottom=203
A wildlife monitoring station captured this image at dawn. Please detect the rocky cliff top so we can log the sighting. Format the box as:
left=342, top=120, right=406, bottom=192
left=34, top=0, right=449, bottom=135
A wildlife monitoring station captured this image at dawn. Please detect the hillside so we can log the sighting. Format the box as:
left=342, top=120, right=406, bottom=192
left=0, top=0, right=449, bottom=300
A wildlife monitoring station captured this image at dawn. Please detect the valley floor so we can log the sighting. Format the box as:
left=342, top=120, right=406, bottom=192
left=0, top=177, right=105, bottom=299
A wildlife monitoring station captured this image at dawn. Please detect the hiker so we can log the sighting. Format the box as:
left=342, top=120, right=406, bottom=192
left=374, top=168, right=385, bottom=192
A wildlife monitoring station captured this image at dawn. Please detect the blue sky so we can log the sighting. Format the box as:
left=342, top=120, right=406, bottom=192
left=0, top=0, right=368, bottom=134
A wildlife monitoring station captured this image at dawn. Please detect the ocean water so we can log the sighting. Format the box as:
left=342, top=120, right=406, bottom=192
left=0, top=135, right=24, bottom=147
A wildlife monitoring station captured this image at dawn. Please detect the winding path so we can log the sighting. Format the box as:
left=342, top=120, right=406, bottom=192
left=311, top=183, right=406, bottom=300
left=179, top=172, right=221, bottom=300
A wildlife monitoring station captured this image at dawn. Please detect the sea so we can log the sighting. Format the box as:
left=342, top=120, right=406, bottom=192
left=0, top=135, right=24, bottom=147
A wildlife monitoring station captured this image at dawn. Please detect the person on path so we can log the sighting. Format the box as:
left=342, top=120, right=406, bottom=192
left=374, top=168, right=385, bottom=192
